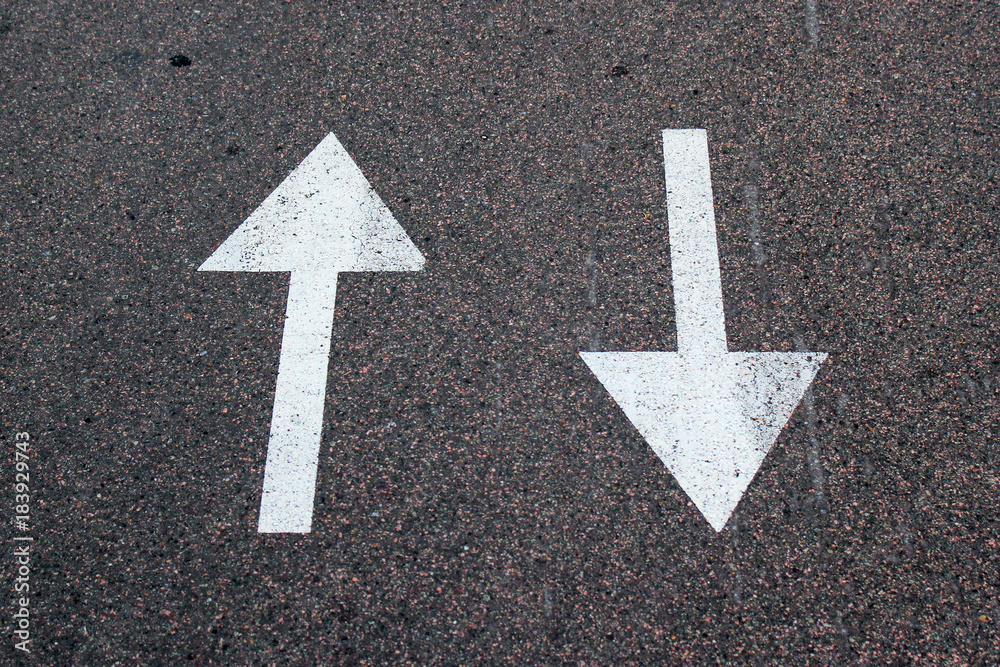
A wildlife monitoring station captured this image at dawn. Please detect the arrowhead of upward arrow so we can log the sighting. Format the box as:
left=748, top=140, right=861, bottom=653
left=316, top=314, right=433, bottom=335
left=200, top=132, right=423, bottom=273
left=200, top=132, right=424, bottom=533
left=580, top=129, right=826, bottom=532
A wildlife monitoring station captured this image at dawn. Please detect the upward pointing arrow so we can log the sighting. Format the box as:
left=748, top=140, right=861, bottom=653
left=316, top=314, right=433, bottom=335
left=200, top=133, right=424, bottom=533
left=580, top=129, right=827, bottom=532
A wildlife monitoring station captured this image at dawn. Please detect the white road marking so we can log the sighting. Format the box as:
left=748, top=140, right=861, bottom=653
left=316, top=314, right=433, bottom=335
left=258, top=271, right=339, bottom=533
left=200, top=134, right=424, bottom=274
left=580, top=129, right=827, bottom=532
left=200, top=132, right=424, bottom=533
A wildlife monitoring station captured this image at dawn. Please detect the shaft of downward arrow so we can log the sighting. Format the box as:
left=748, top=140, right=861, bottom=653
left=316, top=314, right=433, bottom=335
left=257, top=270, right=339, bottom=533
left=662, top=129, right=728, bottom=357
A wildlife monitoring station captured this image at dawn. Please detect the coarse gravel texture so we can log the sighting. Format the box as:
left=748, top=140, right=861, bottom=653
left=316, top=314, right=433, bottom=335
left=1, top=0, right=998, bottom=664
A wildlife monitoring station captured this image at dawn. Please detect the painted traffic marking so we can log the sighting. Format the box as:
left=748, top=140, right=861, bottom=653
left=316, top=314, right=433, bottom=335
left=200, top=132, right=424, bottom=533
left=580, top=129, right=827, bottom=532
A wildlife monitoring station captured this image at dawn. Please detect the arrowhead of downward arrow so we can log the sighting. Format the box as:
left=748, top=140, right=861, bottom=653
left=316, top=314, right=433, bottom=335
left=199, top=132, right=423, bottom=273
left=581, top=351, right=826, bottom=531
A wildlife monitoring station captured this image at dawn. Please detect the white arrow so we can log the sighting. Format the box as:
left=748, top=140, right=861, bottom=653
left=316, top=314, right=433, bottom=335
left=580, top=129, right=827, bottom=532
left=200, top=132, right=424, bottom=533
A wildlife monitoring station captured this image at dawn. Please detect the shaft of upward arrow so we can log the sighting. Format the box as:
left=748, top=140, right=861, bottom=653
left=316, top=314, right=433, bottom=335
left=257, top=271, right=339, bottom=533
left=662, top=129, right=728, bottom=357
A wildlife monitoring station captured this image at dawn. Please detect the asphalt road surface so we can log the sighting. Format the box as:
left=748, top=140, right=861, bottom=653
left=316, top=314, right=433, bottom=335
left=2, top=1, right=999, bottom=664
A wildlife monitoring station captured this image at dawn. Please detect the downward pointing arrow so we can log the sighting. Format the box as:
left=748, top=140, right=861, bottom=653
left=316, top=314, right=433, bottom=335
left=200, top=133, right=424, bottom=533
left=580, top=129, right=827, bottom=532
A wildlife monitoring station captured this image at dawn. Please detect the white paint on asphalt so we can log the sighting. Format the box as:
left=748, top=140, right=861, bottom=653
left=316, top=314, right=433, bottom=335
left=258, top=271, right=339, bottom=533
left=200, top=132, right=424, bottom=533
left=200, top=133, right=424, bottom=274
left=580, top=129, right=827, bottom=532
left=659, top=129, right=728, bottom=358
